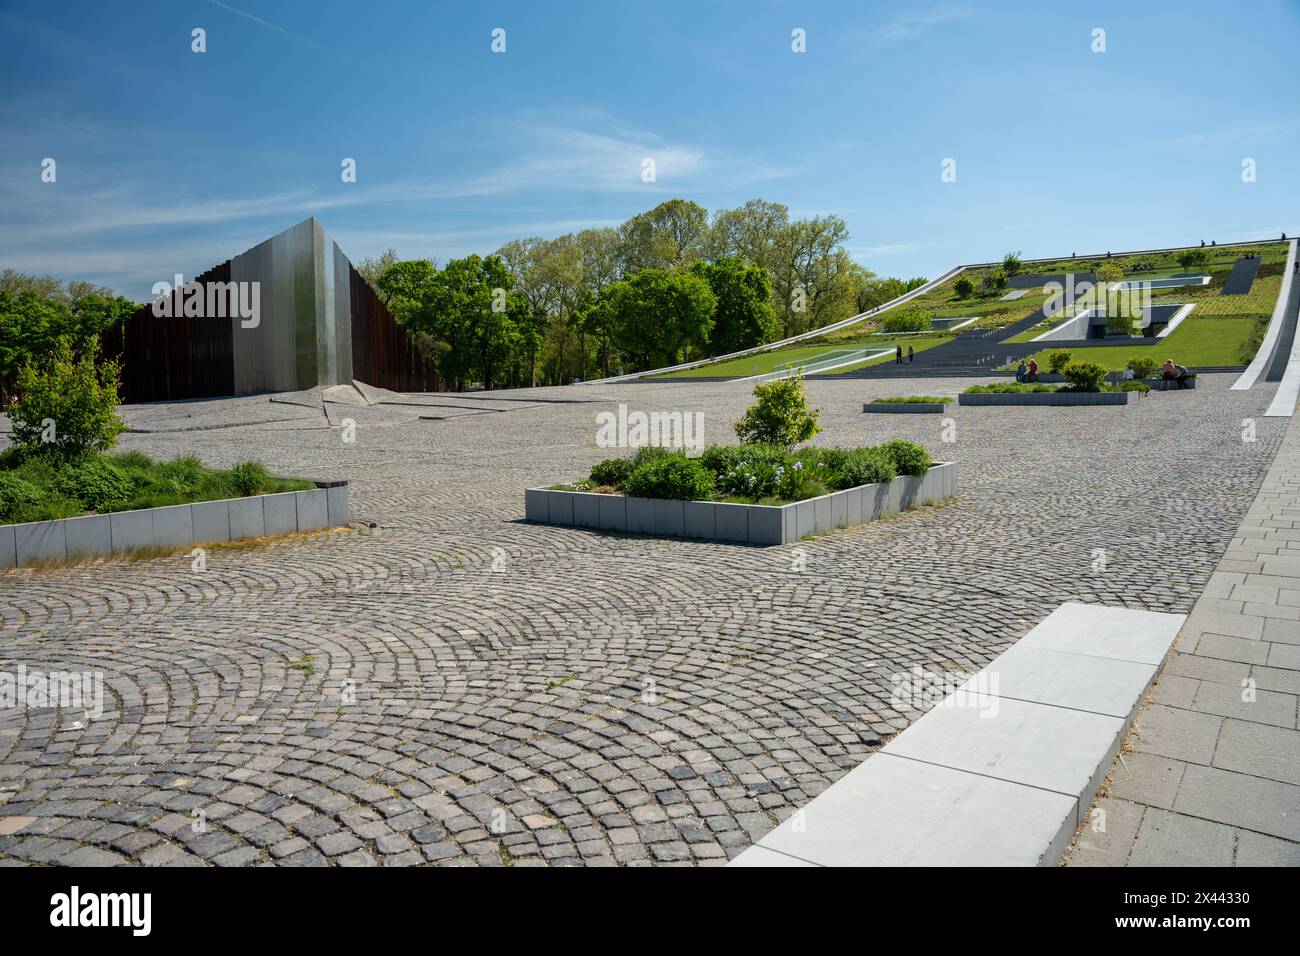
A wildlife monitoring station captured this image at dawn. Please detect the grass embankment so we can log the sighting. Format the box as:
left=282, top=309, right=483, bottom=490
left=0, top=450, right=315, bottom=526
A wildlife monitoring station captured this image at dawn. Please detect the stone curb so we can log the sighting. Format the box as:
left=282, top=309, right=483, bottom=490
left=1, top=482, right=348, bottom=569
left=959, top=391, right=1132, bottom=407
left=862, top=403, right=949, bottom=414
left=525, top=463, right=955, bottom=546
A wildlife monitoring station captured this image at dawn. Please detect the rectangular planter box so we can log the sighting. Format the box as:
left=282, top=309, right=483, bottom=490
left=524, top=463, right=956, bottom=546
left=958, top=391, right=1131, bottom=407
left=863, top=402, right=949, bottom=414
left=1, top=481, right=348, bottom=570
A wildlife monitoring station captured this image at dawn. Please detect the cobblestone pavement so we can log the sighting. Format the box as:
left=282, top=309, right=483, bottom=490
left=0, top=375, right=1289, bottom=866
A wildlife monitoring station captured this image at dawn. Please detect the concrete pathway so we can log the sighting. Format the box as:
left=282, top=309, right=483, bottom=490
left=1066, top=408, right=1300, bottom=866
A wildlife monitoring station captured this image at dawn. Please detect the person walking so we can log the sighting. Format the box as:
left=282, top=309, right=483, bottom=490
left=907, top=344, right=915, bottom=363
left=896, top=345, right=903, bottom=365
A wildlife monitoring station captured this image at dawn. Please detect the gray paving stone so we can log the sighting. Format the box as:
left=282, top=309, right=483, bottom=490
left=1212, top=719, right=1300, bottom=785
left=1129, top=808, right=1235, bottom=867
left=1173, top=765, right=1300, bottom=841
left=1131, top=704, right=1223, bottom=765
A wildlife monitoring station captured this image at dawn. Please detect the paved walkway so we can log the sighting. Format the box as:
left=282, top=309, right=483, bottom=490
left=1066, top=409, right=1300, bottom=866
left=0, top=375, right=1289, bottom=866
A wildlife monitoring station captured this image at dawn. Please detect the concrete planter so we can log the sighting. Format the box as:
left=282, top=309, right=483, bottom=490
left=2, top=481, right=348, bottom=569
left=958, top=391, right=1132, bottom=407
left=525, top=463, right=955, bottom=546
left=863, top=402, right=949, bottom=414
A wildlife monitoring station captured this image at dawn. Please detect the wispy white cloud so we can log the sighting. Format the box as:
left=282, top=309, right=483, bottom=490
left=878, top=5, right=970, bottom=42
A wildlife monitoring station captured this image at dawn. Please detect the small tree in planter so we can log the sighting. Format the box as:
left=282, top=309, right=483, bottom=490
left=1047, top=349, right=1073, bottom=375
left=735, top=374, right=821, bottom=448
left=1061, top=359, right=1109, bottom=392
left=9, top=337, right=126, bottom=459
left=1128, top=356, right=1160, bottom=380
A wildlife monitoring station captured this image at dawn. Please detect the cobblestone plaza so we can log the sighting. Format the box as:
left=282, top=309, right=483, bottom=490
left=0, top=375, right=1289, bottom=866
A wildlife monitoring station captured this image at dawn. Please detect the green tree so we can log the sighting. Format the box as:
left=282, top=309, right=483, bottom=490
left=771, top=215, right=855, bottom=336
left=1177, top=248, right=1212, bottom=272
left=954, top=276, right=975, bottom=299
left=605, top=269, right=716, bottom=370
left=1002, top=251, right=1023, bottom=276
left=618, top=199, right=709, bottom=272
left=357, top=248, right=401, bottom=290
left=734, top=374, right=821, bottom=447
left=9, top=337, right=126, bottom=458
left=691, top=258, right=778, bottom=355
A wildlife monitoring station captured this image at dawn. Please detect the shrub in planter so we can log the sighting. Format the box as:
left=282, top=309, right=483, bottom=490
left=734, top=375, right=821, bottom=447
left=1061, top=360, right=1108, bottom=392
left=229, top=460, right=274, bottom=496
left=839, top=448, right=897, bottom=487
left=878, top=440, right=932, bottom=477
left=1119, top=380, right=1151, bottom=393
left=1047, top=349, right=1073, bottom=375
left=1128, top=356, right=1159, bottom=379
left=631, top=445, right=673, bottom=468
left=589, top=458, right=633, bottom=487
left=0, top=472, right=43, bottom=523
left=624, top=455, right=715, bottom=501
left=51, top=457, right=134, bottom=511
left=699, top=443, right=785, bottom=476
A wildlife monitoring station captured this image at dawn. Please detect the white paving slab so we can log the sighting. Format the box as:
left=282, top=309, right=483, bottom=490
left=882, top=696, right=1124, bottom=809
left=1016, top=602, right=1185, bottom=665
left=962, top=644, right=1159, bottom=718
left=741, top=754, right=1078, bottom=867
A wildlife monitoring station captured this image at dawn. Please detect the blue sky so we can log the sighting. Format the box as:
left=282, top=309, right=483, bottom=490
left=3, top=0, right=1298, bottom=299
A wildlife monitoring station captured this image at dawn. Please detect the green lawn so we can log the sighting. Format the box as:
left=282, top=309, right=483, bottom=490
left=651, top=343, right=888, bottom=379
left=820, top=335, right=951, bottom=373
left=1014, top=317, right=1262, bottom=371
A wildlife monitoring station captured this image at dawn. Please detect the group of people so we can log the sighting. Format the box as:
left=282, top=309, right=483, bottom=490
left=1014, top=359, right=1040, bottom=382
left=894, top=344, right=915, bottom=364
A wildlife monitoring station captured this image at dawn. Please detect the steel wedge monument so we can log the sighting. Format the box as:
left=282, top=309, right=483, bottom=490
left=1, top=0, right=1297, bottom=940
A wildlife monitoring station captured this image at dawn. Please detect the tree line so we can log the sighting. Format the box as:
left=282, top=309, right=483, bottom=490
left=0, top=270, right=138, bottom=403
left=360, top=198, right=925, bottom=388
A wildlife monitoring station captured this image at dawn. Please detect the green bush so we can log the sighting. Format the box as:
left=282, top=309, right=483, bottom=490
left=839, top=448, right=897, bottom=487
left=229, top=460, right=274, bottom=496
left=52, top=457, right=134, bottom=511
left=879, top=307, right=931, bottom=333
left=1046, top=349, right=1073, bottom=374
left=631, top=445, right=672, bottom=469
left=700, top=443, right=786, bottom=476
left=879, top=439, right=932, bottom=476
left=624, top=455, right=715, bottom=501
left=734, top=375, right=822, bottom=447
left=9, top=337, right=126, bottom=460
left=1128, top=356, right=1160, bottom=379
left=954, top=276, right=974, bottom=299
left=0, top=472, right=43, bottom=522
left=965, top=382, right=1059, bottom=394
left=871, top=396, right=946, bottom=404
left=1061, top=360, right=1108, bottom=392
left=589, top=458, right=633, bottom=487
left=1119, top=380, right=1151, bottom=393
